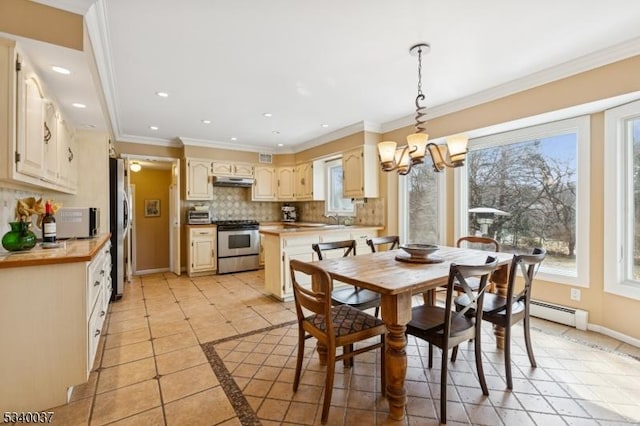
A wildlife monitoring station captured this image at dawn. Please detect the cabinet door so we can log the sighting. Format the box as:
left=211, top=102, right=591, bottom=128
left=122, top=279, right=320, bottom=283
left=191, top=236, right=216, bottom=271
left=277, top=167, right=295, bottom=200
left=211, top=161, right=233, bottom=176
left=342, top=147, right=364, bottom=198
left=15, top=64, right=46, bottom=179
left=252, top=166, right=276, bottom=200
left=43, top=102, right=59, bottom=183
left=57, top=117, right=71, bottom=187
left=233, top=163, right=253, bottom=178
left=295, top=162, right=313, bottom=200
left=187, top=158, right=213, bottom=200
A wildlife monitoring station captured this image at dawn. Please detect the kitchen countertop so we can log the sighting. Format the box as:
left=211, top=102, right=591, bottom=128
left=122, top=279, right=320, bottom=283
left=0, top=233, right=111, bottom=269
left=259, top=223, right=383, bottom=236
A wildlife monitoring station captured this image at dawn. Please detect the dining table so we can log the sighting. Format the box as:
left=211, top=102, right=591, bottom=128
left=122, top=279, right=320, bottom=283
left=309, top=245, right=514, bottom=421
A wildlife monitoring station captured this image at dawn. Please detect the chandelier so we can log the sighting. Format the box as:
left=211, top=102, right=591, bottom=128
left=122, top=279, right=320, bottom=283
left=378, top=43, right=468, bottom=175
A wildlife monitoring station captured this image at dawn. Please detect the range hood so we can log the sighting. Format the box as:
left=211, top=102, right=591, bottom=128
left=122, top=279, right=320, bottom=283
left=212, top=176, right=254, bottom=187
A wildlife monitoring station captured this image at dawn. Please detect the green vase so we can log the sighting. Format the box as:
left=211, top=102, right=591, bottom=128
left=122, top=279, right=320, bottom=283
left=2, top=221, right=37, bottom=251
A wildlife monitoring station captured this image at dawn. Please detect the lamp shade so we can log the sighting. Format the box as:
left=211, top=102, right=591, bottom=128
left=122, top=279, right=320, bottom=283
left=406, top=132, right=429, bottom=161
left=378, top=141, right=397, bottom=169
left=395, top=147, right=411, bottom=175
left=446, top=134, right=468, bottom=164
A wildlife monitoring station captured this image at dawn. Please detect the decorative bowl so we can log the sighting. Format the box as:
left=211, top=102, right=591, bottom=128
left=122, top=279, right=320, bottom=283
left=399, top=243, right=439, bottom=258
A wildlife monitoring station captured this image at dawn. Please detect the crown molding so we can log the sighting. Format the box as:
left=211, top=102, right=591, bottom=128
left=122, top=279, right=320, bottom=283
left=118, top=134, right=182, bottom=148
left=381, top=36, right=640, bottom=134
left=178, top=137, right=295, bottom=154
left=293, top=121, right=382, bottom=153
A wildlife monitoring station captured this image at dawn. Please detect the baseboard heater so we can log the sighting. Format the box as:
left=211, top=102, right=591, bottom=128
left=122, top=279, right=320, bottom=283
left=530, top=300, right=588, bottom=331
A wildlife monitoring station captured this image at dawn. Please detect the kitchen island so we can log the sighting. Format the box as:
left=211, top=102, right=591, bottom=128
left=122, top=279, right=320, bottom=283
left=0, top=234, right=112, bottom=412
left=260, top=224, right=383, bottom=301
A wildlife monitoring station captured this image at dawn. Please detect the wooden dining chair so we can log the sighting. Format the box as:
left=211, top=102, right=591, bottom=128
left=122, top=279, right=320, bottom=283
left=454, top=247, right=547, bottom=389
left=456, top=236, right=500, bottom=293
left=289, top=259, right=386, bottom=424
left=406, top=256, right=498, bottom=424
left=366, top=235, right=400, bottom=252
left=312, top=240, right=381, bottom=317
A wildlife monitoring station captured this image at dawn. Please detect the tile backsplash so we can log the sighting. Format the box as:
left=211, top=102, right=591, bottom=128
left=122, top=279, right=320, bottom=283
left=0, top=186, right=44, bottom=237
left=185, top=186, right=385, bottom=225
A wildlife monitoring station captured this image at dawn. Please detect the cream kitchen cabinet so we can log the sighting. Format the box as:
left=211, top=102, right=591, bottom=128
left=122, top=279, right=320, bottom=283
left=262, top=227, right=380, bottom=301
left=342, top=145, right=379, bottom=198
left=294, top=162, right=314, bottom=200
left=211, top=161, right=253, bottom=178
left=57, top=115, right=77, bottom=189
left=252, top=166, right=277, bottom=201
left=186, top=157, right=213, bottom=200
left=187, top=225, right=217, bottom=276
left=277, top=166, right=295, bottom=200
left=0, top=38, right=77, bottom=194
left=0, top=236, right=112, bottom=411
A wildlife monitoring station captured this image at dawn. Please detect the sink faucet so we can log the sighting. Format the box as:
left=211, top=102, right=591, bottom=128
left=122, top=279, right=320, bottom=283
left=325, top=214, right=340, bottom=225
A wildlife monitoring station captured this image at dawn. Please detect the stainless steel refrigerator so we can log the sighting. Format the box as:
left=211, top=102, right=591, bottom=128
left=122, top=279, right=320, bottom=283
left=109, top=158, right=131, bottom=300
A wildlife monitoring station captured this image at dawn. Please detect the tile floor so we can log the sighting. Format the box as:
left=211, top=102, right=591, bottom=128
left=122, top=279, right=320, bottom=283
left=47, top=270, right=640, bottom=425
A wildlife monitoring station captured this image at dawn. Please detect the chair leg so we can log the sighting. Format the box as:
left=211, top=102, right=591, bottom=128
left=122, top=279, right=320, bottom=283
left=321, top=350, right=336, bottom=424
left=343, top=344, right=354, bottom=368
left=428, top=343, right=433, bottom=369
left=504, top=325, right=513, bottom=390
left=474, top=329, right=489, bottom=396
left=523, top=314, right=537, bottom=368
left=293, top=327, right=305, bottom=392
left=440, top=347, right=448, bottom=424
left=380, top=334, right=386, bottom=396
left=451, top=345, right=459, bottom=362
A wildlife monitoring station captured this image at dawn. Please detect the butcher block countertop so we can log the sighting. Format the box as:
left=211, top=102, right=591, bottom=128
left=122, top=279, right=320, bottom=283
left=259, top=223, right=383, bottom=236
left=0, top=233, right=110, bottom=269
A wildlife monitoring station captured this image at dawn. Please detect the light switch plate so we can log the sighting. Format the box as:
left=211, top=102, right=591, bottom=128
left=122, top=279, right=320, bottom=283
left=570, top=288, right=581, bottom=301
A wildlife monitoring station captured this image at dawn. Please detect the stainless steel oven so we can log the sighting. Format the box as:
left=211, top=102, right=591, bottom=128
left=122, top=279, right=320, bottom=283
left=215, top=220, right=260, bottom=274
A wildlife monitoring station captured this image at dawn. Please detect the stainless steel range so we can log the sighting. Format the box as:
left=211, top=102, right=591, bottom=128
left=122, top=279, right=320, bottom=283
left=214, top=220, right=260, bottom=274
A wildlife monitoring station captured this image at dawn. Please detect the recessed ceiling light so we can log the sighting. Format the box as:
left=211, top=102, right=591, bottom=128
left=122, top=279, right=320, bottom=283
left=272, top=130, right=280, bottom=135
left=230, top=137, right=237, bottom=141
left=201, top=120, right=211, bottom=124
left=262, top=113, right=273, bottom=118
left=156, top=91, right=169, bottom=97
left=149, top=126, right=158, bottom=130
left=51, top=66, right=70, bottom=75
left=277, top=143, right=284, bottom=147
left=321, top=123, right=329, bottom=128
left=72, top=103, right=86, bottom=108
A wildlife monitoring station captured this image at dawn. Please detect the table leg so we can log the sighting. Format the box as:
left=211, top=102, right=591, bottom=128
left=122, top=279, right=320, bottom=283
left=491, top=264, right=509, bottom=350
left=316, top=342, right=327, bottom=365
left=381, top=292, right=412, bottom=421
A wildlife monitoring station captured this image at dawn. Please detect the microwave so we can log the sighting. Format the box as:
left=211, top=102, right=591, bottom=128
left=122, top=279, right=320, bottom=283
left=56, top=207, right=100, bottom=239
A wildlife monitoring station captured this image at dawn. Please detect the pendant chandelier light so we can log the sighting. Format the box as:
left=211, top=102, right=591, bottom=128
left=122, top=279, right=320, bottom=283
left=378, top=43, right=468, bottom=175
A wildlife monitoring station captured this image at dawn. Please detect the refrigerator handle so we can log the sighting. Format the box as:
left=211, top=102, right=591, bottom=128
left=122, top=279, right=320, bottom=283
left=123, top=190, right=132, bottom=236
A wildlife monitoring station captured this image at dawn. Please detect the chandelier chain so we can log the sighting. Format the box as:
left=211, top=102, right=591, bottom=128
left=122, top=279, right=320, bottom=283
left=414, top=45, right=427, bottom=134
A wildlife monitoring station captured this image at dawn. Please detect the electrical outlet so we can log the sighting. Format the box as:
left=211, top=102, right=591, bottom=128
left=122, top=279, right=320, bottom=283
left=570, top=288, right=581, bottom=301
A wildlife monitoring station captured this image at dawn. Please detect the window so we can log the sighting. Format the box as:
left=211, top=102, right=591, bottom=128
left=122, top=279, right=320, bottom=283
left=455, top=116, right=590, bottom=286
left=399, top=163, right=444, bottom=244
left=604, top=100, right=640, bottom=300
left=325, top=158, right=354, bottom=216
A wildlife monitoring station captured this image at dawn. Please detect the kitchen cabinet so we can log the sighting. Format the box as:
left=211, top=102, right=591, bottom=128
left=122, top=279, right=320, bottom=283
left=186, top=158, right=213, bottom=200
left=211, top=161, right=253, bottom=178
left=0, top=38, right=77, bottom=194
left=252, top=166, right=277, bottom=201
left=277, top=166, right=295, bottom=200
left=342, top=145, right=379, bottom=198
left=294, top=162, right=314, bottom=200
left=0, top=236, right=111, bottom=411
left=57, top=115, right=76, bottom=189
left=187, top=225, right=217, bottom=276
left=262, top=227, right=380, bottom=301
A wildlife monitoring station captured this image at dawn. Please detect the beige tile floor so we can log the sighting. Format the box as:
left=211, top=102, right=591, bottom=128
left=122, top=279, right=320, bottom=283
left=47, top=270, right=640, bottom=425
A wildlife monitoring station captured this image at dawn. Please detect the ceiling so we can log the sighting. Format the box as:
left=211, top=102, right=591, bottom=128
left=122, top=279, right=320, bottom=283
left=18, top=0, right=640, bottom=153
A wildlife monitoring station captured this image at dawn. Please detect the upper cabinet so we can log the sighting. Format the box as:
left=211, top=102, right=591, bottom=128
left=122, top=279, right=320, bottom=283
left=186, top=158, right=213, bottom=200
left=294, top=161, right=325, bottom=201
left=342, top=145, right=379, bottom=198
left=211, top=161, right=253, bottom=178
left=252, top=166, right=277, bottom=201
left=276, top=166, right=295, bottom=200
left=0, top=40, right=77, bottom=194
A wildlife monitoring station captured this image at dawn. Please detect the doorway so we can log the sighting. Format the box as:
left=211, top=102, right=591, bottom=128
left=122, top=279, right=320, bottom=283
left=122, top=155, right=181, bottom=276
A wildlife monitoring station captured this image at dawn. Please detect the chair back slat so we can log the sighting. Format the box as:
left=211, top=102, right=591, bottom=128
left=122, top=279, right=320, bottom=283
left=366, top=235, right=400, bottom=253
left=449, top=256, right=498, bottom=321
left=289, top=259, right=333, bottom=332
left=506, top=247, right=547, bottom=308
left=456, top=236, right=500, bottom=252
left=312, top=240, right=356, bottom=260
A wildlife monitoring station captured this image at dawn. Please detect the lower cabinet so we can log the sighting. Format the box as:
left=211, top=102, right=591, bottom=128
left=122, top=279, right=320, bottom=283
left=187, top=225, right=217, bottom=277
left=262, top=228, right=379, bottom=301
left=0, top=238, right=112, bottom=412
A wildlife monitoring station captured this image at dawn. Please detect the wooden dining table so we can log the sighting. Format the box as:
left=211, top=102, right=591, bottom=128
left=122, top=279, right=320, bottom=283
left=309, top=245, right=514, bottom=421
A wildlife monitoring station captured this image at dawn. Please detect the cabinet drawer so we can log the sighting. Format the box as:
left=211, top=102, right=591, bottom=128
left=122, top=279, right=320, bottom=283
left=87, top=260, right=105, bottom=315
left=87, top=290, right=107, bottom=373
left=282, top=235, right=319, bottom=248
left=319, top=231, right=351, bottom=243
left=191, top=227, right=215, bottom=237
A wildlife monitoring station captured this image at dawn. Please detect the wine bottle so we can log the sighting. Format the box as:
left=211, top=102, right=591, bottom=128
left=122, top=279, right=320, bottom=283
left=42, top=201, right=56, bottom=243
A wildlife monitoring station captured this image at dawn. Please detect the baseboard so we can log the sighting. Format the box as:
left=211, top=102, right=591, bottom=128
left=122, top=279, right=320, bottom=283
left=135, top=268, right=170, bottom=276
left=587, top=323, right=640, bottom=349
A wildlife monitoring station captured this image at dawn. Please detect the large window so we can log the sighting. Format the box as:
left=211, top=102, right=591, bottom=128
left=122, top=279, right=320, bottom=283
left=399, top=162, right=444, bottom=244
left=456, top=116, right=590, bottom=286
left=605, top=100, right=640, bottom=300
left=325, top=158, right=354, bottom=216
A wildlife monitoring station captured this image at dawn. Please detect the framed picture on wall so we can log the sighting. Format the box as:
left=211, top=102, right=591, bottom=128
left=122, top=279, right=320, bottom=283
left=144, top=199, right=160, bottom=217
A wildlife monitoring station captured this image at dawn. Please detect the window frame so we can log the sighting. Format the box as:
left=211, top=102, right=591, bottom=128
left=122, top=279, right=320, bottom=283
left=604, top=99, right=640, bottom=300
left=398, top=167, right=446, bottom=245
left=454, top=116, right=591, bottom=287
left=324, top=157, right=355, bottom=217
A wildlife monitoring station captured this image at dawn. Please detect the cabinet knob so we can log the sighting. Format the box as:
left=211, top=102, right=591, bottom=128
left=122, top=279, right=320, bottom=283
left=94, top=329, right=101, bottom=337
left=100, top=310, right=106, bottom=317
left=94, top=281, right=100, bottom=286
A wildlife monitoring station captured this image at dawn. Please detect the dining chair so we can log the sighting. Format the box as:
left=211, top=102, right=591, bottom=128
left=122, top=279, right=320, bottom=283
left=454, top=247, right=547, bottom=389
left=456, top=236, right=500, bottom=292
left=366, top=235, right=400, bottom=252
left=289, top=259, right=386, bottom=424
left=312, top=240, right=381, bottom=317
left=406, top=256, right=498, bottom=424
